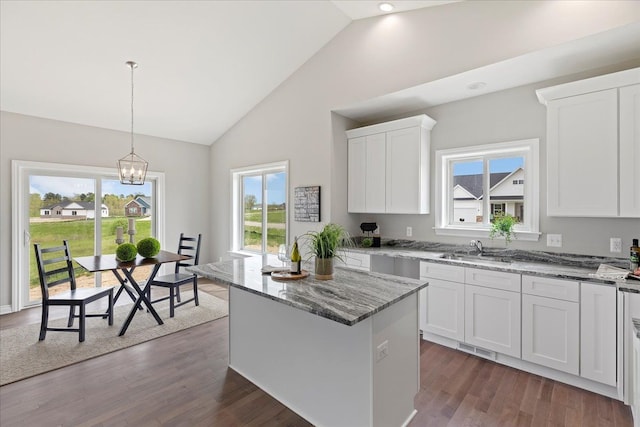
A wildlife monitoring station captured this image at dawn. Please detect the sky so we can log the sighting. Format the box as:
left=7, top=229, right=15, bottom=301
left=453, top=157, right=524, bottom=176
left=243, top=172, right=286, bottom=204
left=30, top=176, right=152, bottom=198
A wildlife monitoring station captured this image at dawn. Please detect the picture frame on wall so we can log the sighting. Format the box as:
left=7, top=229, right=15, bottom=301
left=294, top=186, right=320, bottom=222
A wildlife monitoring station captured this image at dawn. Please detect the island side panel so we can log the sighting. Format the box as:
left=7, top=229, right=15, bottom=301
left=372, top=292, right=419, bottom=427
left=228, top=286, right=373, bottom=427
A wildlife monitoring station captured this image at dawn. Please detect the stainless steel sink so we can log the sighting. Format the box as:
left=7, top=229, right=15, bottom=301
left=439, top=253, right=512, bottom=264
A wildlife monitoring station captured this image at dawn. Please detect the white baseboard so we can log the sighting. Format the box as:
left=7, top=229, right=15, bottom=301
left=0, top=305, right=13, bottom=315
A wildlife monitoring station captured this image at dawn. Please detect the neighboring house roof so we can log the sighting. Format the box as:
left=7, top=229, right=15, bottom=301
left=453, top=172, right=510, bottom=199
left=136, top=196, right=152, bottom=209
left=124, top=196, right=151, bottom=209
left=41, top=201, right=107, bottom=210
left=453, top=170, right=523, bottom=200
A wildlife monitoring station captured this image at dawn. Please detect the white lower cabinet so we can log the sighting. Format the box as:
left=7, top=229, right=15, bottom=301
left=522, top=294, right=579, bottom=374
left=418, top=261, right=620, bottom=397
left=581, top=282, right=617, bottom=386
left=632, top=323, right=640, bottom=426
left=420, top=278, right=465, bottom=341
left=339, top=251, right=370, bottom=271
left=464, top=284, right=521, bottom=358
left=522, top=275, right=580, bottom=375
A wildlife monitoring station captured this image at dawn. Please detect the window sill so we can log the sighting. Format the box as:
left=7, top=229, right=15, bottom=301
left=433, top=227, right=541, bottom=242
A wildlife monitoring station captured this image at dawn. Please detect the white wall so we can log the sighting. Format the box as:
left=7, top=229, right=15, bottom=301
left=209, top=1, right=640, bottom=259
left=0, top=111, right=211, bottom=309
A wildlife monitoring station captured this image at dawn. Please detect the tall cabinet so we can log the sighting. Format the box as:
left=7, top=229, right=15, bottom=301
left=346, top=114, right=436, bottom=214
left=536, top=67, right=640, bottom=217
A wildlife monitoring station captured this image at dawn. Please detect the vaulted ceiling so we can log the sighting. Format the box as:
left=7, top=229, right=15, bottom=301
left=1, top=1, right=638, bottom=146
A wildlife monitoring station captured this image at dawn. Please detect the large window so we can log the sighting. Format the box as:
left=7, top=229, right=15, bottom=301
left=231, top=161, right=288, bottom=254
left=435, top=139, right=540, bottom=241
left=12, top=160, right=165, bottom=311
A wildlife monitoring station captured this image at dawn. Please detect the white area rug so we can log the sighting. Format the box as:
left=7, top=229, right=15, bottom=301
left=0, top=291, right=228, bottom=386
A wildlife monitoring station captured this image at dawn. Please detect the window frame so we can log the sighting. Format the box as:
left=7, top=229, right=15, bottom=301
left=230, top=160, right=289, bottom=255
left=434, top=138, right=540, bottom=241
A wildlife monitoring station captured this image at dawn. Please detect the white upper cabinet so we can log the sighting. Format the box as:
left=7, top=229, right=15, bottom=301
left=537, top=67, right=640, bottom=217
left=620, top=84, right=640, bottom=217
left=346, top=114, right=436, bottom=214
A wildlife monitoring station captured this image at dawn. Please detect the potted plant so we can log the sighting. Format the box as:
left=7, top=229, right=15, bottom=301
left=304, top=223, right=352, bottom=280
left=489, top=213, right=518, bottom=244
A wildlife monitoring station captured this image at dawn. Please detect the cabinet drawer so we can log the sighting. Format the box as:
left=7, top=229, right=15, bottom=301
left=522, top=275, right=579, bottom=302
left=465, top=267, right=521, bottom=292
left=342, top=252, right=370, bottom=271
left=419, top=261, right=465, bottom=282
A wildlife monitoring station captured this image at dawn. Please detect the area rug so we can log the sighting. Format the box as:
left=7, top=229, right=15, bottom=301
left=0, top=291, right=228, bottom=386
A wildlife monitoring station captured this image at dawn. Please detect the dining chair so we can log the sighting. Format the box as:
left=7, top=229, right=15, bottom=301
left=34, top=240, right=114, bottom=342
left=148, top=233, right=202, bottom=317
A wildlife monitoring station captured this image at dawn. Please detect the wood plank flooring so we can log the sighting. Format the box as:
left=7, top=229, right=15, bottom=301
left=0, top=280, right=633, bottom=426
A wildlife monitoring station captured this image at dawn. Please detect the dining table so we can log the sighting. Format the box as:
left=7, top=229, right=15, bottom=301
left=74, top=250, right=189, bottom=336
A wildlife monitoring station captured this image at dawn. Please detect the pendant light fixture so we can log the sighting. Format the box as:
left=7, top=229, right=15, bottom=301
left=118, top=60, right=148, bottom=185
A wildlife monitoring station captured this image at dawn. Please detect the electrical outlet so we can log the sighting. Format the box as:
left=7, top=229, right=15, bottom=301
left=406, top=226, right=412, bottom=237
left=376, top=340, right=389, bottom=362
left=610, top=237, right=622, bottom=253
left=547, top=234, right=562, bottom=247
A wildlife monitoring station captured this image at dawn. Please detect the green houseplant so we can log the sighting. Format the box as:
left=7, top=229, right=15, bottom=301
left=489, top=213, right=518, bottom=244
left=304, top=223, right=352, bottom=280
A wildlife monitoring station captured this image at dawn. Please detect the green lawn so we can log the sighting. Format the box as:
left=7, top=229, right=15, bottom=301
left=243, top=209, right=285, bottom=223
left=243, top=208, right=286, bottom=252
left=29, top=217, right=151, bottom=286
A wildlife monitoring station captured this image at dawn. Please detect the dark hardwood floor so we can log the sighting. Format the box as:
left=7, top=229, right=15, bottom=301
left=0, top=280, right=633, bottom=426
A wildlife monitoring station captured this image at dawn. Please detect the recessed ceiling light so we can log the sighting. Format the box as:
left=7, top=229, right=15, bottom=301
left=467, top=81, right=487, bottom=90
left=378, top=2, right=395, bottom=13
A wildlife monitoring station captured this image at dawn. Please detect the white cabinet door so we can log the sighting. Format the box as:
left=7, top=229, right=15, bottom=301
left=619, top=84, right=640, bottom=218
left=522, top=294, right=579, bottom=374
left=420, top=278, right=465, bottom=341
left=580, top=282, right=617, bottom=386
left=348, top=137, right=366, bottom=213
left=347, top=133, right=386, bottom=213
left=339, top=251, right=370, bottom=271
left=465, top=284, right=521, bottom=358
left=385, top=127, right=428, bottom=214
left=365, top=133, right=386, bottom=213
left=546, top=89, right=618, bottom=216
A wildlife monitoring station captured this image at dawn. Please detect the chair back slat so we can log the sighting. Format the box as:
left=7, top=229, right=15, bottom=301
left=34, top=240, right=78, bottom=300
left=174, top=233, right=202, bottom=274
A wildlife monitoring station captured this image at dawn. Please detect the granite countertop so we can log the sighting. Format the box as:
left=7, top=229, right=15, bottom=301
left=187, top=255, right=428, bottom=326
left=346, top=240, right=640, bottom=293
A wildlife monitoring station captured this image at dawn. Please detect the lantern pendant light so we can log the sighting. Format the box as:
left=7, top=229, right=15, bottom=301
left=118, top=61, right=148, bottom=185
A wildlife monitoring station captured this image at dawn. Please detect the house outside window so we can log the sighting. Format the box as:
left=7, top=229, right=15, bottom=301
left=435, top=138, right=540, bottom=241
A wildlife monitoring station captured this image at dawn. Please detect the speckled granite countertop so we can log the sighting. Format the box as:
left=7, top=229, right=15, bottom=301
left=347, top=240, right=640, bottom=293
left=187, top=255, right=428, bottom=326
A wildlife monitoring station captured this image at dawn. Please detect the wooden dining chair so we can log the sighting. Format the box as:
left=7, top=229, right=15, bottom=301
left=34, top=240, right=114, bottom=342
left=148, top=233, right=202, bottom=317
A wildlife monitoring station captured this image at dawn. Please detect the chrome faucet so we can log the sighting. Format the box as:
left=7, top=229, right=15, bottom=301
left=469, top=239, right=483, bottom=255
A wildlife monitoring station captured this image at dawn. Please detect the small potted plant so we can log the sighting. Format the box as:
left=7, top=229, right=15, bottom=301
left=489, top=213, right=518, bottom=245
left=304, top=223, right=352, bottom=280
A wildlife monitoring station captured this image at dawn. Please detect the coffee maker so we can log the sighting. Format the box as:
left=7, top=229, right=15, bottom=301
left=360, top=222, right=381, bottom=247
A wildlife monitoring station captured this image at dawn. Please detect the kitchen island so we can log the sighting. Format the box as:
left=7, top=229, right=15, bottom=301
left=189, top=255, right=428, bottom=427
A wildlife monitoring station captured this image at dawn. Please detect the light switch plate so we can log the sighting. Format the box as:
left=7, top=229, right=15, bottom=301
left=547, top=234, right=562, bottom=247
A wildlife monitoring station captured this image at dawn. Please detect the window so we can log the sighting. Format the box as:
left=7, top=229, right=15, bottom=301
left=435, top=139, right=540, bottom=241
left=231, top=161, right=288, bottom=254
left=12, top=160, right=165, bottom=311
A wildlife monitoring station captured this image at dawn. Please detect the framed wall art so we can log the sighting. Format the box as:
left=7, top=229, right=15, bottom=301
left=294, top=186, right=320, bottom=222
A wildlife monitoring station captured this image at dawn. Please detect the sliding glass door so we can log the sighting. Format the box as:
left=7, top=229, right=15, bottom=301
left=13, top=161, right=163, bottom=310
